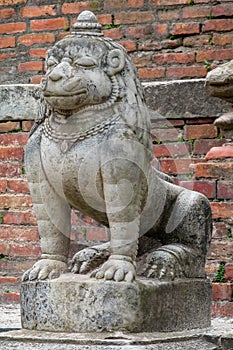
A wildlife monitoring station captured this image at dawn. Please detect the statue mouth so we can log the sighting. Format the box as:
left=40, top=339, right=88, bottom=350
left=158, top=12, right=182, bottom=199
left=44, top=89, right=87, bottom=97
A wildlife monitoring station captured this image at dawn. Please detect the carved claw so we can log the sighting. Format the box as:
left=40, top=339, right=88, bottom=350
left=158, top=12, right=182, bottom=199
left=145, top=250, right=183, bottom=281
left=91, top=257, right=136, bottom=282
left=22, top=259, right=68, bottom=281
left=70, top=244, right=110, bottom=274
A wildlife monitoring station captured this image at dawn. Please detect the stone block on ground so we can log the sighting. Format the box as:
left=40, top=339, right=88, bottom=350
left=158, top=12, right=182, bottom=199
left=21, top=274, right=211, bottom=333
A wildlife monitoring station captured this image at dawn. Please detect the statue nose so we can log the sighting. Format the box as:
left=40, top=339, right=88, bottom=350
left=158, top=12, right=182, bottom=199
left=48, top=62, right=72, bottom=81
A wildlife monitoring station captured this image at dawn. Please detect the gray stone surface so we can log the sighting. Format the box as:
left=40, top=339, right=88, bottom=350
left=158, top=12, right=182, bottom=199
left=21, top=274, right=212, bottom=333
left=0, top=84, right=40, bottom=121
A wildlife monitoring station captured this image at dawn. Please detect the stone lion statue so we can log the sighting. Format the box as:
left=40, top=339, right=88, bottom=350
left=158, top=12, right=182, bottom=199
left=23, top=11, right=212, bottom=283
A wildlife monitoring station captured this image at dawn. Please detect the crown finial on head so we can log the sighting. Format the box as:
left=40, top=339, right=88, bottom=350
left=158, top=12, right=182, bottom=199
left=73, top=10, right=102, bottom=35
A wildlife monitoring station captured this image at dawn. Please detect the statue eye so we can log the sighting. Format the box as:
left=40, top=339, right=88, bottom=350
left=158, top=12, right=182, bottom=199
left=47, top=58, right=58, bottom=68
left=74, top=57, right=97, bottom=68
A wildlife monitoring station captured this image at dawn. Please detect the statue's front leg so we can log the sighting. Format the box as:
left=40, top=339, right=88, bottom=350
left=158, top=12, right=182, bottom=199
left=92, top=152, right=145, bottom=282
left=23, top=131, right=71, bottom=281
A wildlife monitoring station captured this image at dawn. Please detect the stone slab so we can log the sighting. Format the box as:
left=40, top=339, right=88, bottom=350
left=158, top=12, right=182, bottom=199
left=0, top=80, right=231, bottom=121
left=0, top=84, right=40, bottom=121
left=144, top=79, right=232, bottom=120
left=21, top=274, right=211, bottom=333
left=0, top=328, right=220, bottom=350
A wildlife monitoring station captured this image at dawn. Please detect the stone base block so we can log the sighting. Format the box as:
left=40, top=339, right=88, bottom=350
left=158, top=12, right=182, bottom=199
left=21, top=274, right=211, bottom=333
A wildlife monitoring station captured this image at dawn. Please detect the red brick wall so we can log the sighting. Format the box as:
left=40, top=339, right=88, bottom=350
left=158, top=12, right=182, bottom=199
left=0, top=0, right=233, bottom=83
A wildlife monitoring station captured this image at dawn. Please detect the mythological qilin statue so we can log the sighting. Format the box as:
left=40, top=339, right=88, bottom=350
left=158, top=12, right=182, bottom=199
left=23, top=11, right=212, bottom=284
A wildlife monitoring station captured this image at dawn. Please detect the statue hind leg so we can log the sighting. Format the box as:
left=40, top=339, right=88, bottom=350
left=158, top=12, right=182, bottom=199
left=145, top=188, right=212, bottom=280
left=23, top=129, right=71, bottom=281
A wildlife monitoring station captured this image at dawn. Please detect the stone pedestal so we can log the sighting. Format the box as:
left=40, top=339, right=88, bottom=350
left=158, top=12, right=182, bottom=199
left=21, top=274, right=211, bottom=333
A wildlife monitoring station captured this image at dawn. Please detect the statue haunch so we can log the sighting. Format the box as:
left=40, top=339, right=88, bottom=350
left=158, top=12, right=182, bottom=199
left=23, top=11, right=212, bottom=283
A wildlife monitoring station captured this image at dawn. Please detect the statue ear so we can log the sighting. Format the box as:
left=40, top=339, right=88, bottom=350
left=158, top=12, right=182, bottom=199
left=106, top=49, right=125, bottom=76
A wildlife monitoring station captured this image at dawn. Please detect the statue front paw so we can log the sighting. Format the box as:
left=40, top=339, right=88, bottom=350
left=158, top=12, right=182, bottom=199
left=70, top=244, right=110, bottom=274
left=145, top=250, right=183, bottom=281
left=22, top=259, right=68, bottom=281
left=92, top=255, right=136, bottom=282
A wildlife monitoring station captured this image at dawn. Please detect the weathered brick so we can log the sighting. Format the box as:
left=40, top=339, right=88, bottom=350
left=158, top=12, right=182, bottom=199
left=206, top=146, right=233, bottom=161
left=0, top=22, right=26, bottom=34
left=0, top=36, right=15, bottom=49
left=183, top=35, right=210, bottom=47
left=18, top=61, right=44, bottom=72
left=97, top=14, right=112, bottom=25
left=212, top=283, right=233, bottom=301
left=138, top=67, right=165, bottom=80
left=0, top=8, right=15, bottom=19
left=22, top=121, right=33, bottom=132
left=115, top=11, right=154, bottom=25
left=0, top=53, right=15, bottom=62
left=152, top=129, right=182, bottom=142
left=30, top=18, right=69, bottom=32
left=0, top=225, right=38, bottom=240
left=9, top=242, right=41, bottom=257
left=104, top=0, right=144, bottom=10
left=103, top=28, right=123, bottom=40
left=196, top=49, right=233, bottom=63
left=0, top=276, right=18, bottom=284
left=158, top=9, right=179, bottom=21
left=178, top=180, right=216, bottom=199
left=150, top=0, right=188, bottom=5
left=153, top=142, right=191, bottom=158
left=62, top=2, right=90, bottom=14
left=30, top=75, right=43, bottom=84
left=210, top=202, right=233, bottom=219
left=213, top=33, right=233, bottom=46
left=195, top=162, right=233, bottom=179
left=0, top=147, right=23, bottom=161
left=86, top=227, right=108, bottom=241
left=184, top=124, right=218, bottom=140
left=0, top=0, right=26, bottom=5
left=0, top=243, right=8, bottom=255
left=212, top=222, right=231, bottom=239
left=0, top=163, right=22, bottom=178
left=0, top=195, right=32, bottom=209
left=0, top=291, right=20, bottom=304
left=3, top=212, right=37, bottom=225
left=194, top=139, right=226, bottom=155
left=30, top=48, right=47, bottom=58
left=166, top=66, right=206, bottom=78
left=160, top=159, right=193, bottom=175
left=212, top=4, right=233, bottom=17
left=203, top=19, right=233, bottom=32
left=212, top=301, right=233, bottom=318
left=127, top=25, right=153, bottom=38
left=208, top=241, right=233, bottom=261
left=132, top=54, right=152, bottom=68
left=225, top=264, right=233, bottom=281
left=154, top=23, right=168, bottom=36
left=20, top=5, right=56, bottom=18
left=182, top=6, right=211, bottom=18
left=18, top=33, right=55, bottom=46
left=153, top=52, right=195, bottom=65
left=118, top=41, right=137, bottom=52
left=0, top=121, right=20, bottom=132
left=217, top=181, right=233, bottom=199
left=7, top=179, right=29, bottom=193
left=171, top=22, right=200, bottom=35
left=0, top=179, right=7, bottom=192
left=0, top=133, right=28, bottom=146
